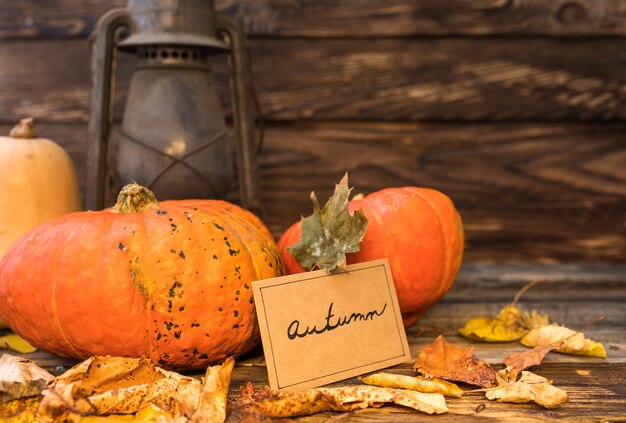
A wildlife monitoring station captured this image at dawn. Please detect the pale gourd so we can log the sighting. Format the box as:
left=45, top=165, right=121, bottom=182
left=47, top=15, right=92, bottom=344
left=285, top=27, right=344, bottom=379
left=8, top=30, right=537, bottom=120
left=0, top=118, right=81, bottom=325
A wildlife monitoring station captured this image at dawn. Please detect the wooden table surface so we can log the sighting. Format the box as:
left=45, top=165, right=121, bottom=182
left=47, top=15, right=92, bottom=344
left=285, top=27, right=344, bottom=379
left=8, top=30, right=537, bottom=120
left=13, top=264, right=626, bottom=422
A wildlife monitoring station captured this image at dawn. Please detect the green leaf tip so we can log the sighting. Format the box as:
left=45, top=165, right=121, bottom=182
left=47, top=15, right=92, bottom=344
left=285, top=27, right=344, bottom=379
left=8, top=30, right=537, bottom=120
left=287, top=173, right=368, bottom=272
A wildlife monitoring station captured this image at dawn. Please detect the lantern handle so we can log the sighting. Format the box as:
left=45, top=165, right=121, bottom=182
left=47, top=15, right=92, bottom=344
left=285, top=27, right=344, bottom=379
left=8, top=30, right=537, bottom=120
left=217, top=14, right=263, bottom=216
left=87, top=7, right=130, bottom=211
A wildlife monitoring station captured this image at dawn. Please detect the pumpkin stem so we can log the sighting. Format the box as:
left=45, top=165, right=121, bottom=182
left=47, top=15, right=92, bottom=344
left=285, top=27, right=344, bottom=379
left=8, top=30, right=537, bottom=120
left=112, top=183, right=160, bottom=214
left=10, top=118, right=38, bottom=139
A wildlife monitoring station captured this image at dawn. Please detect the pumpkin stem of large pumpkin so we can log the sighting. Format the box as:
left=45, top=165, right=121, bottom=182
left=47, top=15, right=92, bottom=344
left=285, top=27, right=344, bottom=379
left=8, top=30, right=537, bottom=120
left=112, top=183, right=160, bottom=213
left=10, top=118, right=38, bottom=139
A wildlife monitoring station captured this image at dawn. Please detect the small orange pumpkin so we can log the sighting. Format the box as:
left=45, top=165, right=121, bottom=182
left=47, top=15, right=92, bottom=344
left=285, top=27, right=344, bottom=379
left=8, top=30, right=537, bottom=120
left=278, top=187, right=464, bottom=327
left=0, top=184, right=283, bottom=369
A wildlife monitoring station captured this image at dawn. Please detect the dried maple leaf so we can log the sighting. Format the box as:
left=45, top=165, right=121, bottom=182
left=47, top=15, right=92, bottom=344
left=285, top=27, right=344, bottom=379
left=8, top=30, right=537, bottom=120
left=240, top=384, right=448, bottom=418
left=458, top=305, right=529, bottom=342
left=287, top=173, right=368, bottom=271
left=521, top=325, right=606, bottom=358
left=485, top=370, right=568, bottom=409
left=0, top=334, right=37, bottom=354
left=361, top=372, right=463, bottom=397
left=412, top=335, right=497, bottom=388
left=0, top=354, right=54, bottom=401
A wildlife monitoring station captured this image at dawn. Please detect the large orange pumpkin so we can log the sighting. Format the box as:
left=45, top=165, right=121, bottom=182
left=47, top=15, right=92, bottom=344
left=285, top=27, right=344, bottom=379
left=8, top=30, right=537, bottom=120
left=0, top=184, right=283, bottom=369
left=278, top=187, right=464, bottom=327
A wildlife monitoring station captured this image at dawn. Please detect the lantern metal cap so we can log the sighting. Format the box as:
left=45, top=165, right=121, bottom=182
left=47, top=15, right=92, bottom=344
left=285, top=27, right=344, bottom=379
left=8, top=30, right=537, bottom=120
left=118, top=0, right=227, bottom=51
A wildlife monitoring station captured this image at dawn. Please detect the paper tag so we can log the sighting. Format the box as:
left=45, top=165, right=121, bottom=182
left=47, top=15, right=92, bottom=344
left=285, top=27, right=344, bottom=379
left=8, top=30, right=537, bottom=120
left=252, top=259, right=410, bottom=391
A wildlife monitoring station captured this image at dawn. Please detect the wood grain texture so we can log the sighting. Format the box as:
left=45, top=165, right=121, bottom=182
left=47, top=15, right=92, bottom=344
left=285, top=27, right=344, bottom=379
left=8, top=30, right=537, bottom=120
left=258, top=122, right=626, bottom=263
left=3, top=121, right=624, bottom=263
left=13, top=264, right=626, bottom=421
left=2, top=38, right=626, bottom=123
left=3, top=0, right=626, bottom=38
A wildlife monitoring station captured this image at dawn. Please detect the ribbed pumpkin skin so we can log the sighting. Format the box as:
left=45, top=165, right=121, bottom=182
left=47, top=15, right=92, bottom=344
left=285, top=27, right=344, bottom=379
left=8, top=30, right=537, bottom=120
left=0, top=200, right=284, bottom=369
left=278, top=187, right=464, bottom=327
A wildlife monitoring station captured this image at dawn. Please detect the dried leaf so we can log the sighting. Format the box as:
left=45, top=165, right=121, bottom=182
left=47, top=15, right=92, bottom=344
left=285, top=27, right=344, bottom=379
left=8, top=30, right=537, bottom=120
left=361, top=372, right=463, bottom=397
left=38, top=356, right=234, bottom=423
left=189, top=356, right=234, bottom=422
left=503, top=342, right=562, bottom=371
left=0, top=354, right=54, bottom=401
left=287, top=173, right=368, bottom=271
left=522, top=310, right=550, bottom=329
left=412, top=335, right=497, bottom=388
left=521, top=325, right=606, bottom=358
left=80, top=404, right=175, bottom=422
left=240, top=384, right=448, bottom=418
left=458, top=306, right=529, bottom=342
left=0, top=335, right=37, bottom=354
left=0, top=396, right=41, bottom=422
left=485, top=370, right=568, bottom=409
left=459, top=279, right=550, bottom=343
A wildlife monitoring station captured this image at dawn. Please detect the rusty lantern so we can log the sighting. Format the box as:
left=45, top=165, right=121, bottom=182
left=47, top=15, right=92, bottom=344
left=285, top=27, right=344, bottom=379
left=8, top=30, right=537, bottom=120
left=87, top=0, right=261, bottom=213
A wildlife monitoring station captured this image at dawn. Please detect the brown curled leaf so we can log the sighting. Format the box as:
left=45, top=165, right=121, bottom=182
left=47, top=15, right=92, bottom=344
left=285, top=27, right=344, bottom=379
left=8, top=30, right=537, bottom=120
left=240, top=384, right=448, bottom=418
left=503, top=342, right=563, bottom=372
left=412, top=335, right=497, bottom=388
left=361, top=372, right=463, bottom=397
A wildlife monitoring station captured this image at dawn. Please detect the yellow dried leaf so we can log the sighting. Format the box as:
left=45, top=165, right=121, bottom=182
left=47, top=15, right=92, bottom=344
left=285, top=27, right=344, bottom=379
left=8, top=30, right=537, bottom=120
left=459, top=305, right=529, bottom=342
left=0, top=335, right=36, bottom=354
left=241, top=385, right=448, bottom=418
left=81, top=404, right=175, bottom=422
left=0, top=354, right=54, bottom=401
left=361, top=372, right=463, bottom=397
left=521, top=325, right=606, bottom=358
left=485, top=370, right=568, bottom=409
left=522, top=310, right=550, bottom=329
left=0, top=396, right=41, bottom=422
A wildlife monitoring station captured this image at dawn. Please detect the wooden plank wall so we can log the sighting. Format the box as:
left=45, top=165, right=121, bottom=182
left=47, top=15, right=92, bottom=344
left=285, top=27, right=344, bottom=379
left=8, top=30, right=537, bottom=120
left=0, top=0, right=625, bottom=263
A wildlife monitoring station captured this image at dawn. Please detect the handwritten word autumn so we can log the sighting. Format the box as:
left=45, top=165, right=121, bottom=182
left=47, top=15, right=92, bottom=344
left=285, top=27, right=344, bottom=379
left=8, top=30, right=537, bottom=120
left=287, top=302, right=388, bottom=340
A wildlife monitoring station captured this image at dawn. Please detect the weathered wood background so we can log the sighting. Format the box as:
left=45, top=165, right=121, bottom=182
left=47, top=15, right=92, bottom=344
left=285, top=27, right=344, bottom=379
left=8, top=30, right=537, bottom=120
left=1, top=0, right=625, bottom=263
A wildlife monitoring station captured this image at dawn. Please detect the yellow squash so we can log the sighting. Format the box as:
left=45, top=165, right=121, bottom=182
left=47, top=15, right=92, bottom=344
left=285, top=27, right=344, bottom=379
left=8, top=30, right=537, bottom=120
left=0, top=118, right=81, bottom=327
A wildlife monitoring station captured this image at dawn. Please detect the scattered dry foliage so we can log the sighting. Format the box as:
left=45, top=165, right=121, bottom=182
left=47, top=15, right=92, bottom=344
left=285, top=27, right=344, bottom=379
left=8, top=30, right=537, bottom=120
left=0, top=355, right=234, bottom=423
left=239, top=383, right=448, bottom=418
left=0, top=280, right=608, bottom=420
